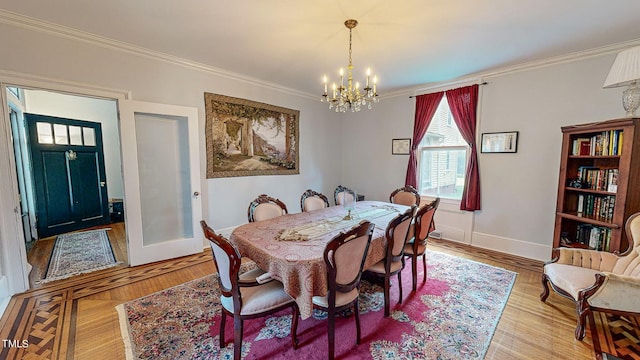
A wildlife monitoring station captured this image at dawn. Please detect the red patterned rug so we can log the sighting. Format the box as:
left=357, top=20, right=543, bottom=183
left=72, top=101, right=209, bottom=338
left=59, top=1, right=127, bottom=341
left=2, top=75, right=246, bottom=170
left=116, top=250, right=516, bottom=359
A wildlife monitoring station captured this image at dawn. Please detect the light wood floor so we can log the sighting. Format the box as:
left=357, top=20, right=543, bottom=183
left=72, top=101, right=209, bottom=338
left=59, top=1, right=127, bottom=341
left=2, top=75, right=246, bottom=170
left=1, top=222, right=598, bottom=359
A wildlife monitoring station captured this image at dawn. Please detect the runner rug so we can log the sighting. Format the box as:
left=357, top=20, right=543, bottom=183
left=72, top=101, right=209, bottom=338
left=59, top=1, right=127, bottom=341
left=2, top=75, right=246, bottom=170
left=117, top=250, right=516, bottom=359
left=39, top=228, right=120, bottom=284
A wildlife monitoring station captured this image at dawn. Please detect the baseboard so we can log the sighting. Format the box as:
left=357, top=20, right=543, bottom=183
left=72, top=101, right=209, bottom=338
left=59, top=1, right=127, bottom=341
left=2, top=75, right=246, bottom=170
left=470, top=232, right=552, bottom=262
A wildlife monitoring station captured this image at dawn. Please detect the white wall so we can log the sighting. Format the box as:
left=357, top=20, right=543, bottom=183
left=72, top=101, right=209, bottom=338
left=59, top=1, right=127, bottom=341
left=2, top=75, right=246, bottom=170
left=340, top=94, right=416, bottom=201
left=0, top=20, right=341, bottom=235
left=0, top=15, right=632, bottom=270
left=22, top=90, right=124, bottom=200
left=343, top=54, right=626, bottom=261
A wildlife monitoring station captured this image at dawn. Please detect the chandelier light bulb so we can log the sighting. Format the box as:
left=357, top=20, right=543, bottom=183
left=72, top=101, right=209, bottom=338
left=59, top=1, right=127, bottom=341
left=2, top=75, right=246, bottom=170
left=321, top=19, right=379, bottom=112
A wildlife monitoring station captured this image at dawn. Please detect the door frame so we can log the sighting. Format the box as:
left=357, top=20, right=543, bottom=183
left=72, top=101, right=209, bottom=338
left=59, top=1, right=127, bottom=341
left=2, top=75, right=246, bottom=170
left=0, top=70, right=131, bottom=297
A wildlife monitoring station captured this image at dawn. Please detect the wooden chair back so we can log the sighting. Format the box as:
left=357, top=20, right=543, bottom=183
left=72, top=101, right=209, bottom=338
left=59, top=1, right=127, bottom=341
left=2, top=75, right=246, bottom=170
left=324, top=221, right=375, bottom=296
left=300, top=189, right=330, bottom=212
left=389, top=185, right=420, bottom=206
left=248, top=194, right=288, bottom=222
left=334, top=185, right=356, bottom=206
left=200, top=220, right=240, bottom=299
left=385, top=206, right=417, bottom=262
left=414, top=197, right=440, bottom=245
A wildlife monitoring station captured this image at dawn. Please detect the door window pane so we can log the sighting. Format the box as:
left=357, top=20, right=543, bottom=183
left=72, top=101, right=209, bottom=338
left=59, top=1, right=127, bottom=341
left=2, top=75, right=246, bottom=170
left=53, top=124, right=68, bottom=145
left=69, top=126, right=83, bottom=145
left=135, top=113, right=193, bottom=246
left=83, top=127, right=96, bottom=146
left=36, top=122, right=53, bottom=144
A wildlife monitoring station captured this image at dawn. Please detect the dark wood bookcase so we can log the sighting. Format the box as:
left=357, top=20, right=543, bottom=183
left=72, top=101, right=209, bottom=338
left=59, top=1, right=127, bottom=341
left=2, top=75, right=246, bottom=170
left=553, top=118, right=640, bottom=255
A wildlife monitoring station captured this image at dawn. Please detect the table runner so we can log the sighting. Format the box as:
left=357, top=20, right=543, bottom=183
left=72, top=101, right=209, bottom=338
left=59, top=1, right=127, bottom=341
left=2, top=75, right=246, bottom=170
left=276, top=204, right=399, bottom=241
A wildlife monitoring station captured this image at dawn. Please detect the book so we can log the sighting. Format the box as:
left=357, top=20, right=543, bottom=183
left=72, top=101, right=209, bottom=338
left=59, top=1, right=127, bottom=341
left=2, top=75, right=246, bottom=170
left=577, top=194, right=584, bottom=214
left=588, top=227, right=601, bottom=249
left=607, top=169, right=618, bottom=192
left=578, top=138, right=591, bottom=156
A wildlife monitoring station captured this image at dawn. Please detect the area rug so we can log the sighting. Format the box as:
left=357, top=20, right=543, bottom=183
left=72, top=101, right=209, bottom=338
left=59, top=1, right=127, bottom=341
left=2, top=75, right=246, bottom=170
left=116, top=250, right=516, bottom=359
left=38, top=228, right=120, bottom=284
left=591, top=311, right=640, bottom=360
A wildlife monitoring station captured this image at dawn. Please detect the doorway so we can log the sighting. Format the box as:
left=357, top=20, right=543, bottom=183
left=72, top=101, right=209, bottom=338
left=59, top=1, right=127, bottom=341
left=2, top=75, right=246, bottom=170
left=5, top=86, right=127, bottom=286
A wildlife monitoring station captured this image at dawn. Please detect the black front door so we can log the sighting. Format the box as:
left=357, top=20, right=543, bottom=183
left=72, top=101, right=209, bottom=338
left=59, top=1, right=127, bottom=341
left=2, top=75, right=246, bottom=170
left=26, top=113, right=110, bottom=238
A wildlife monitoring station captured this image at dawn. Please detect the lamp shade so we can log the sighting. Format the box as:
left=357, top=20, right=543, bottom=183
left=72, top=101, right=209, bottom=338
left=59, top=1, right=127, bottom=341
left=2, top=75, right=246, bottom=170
left=603, top=46, right=640, bottom=88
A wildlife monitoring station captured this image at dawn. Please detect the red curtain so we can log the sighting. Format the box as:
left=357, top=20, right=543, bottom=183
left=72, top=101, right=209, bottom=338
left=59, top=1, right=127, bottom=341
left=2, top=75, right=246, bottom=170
left=446, top=84, right=480, bottom=211
left=405, top=92, right=444, bottom=187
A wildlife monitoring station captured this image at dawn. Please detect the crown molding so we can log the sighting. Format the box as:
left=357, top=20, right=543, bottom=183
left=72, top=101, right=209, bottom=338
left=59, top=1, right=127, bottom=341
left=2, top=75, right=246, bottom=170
left=2, top=9, right=639, bottom=103
left=408, top=38, right=640, bottom=96
left=0, top=10, right=318, bottom=101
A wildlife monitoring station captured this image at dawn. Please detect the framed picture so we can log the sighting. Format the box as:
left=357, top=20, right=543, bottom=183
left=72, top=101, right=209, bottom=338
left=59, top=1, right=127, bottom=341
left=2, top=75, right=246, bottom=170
left=204, top=93, right=300, bottom=178
left=481, top=131, right=519, bottom=153
left=392, top=138, right=411, bottom=155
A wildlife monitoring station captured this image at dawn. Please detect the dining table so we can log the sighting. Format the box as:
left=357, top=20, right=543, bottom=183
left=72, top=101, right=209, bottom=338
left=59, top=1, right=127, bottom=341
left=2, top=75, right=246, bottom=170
left=229, top=200, right=409, bottom=319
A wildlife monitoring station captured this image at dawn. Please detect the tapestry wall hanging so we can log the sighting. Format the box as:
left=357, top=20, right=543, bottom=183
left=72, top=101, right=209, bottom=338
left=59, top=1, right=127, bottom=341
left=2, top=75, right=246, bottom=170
left=205, top=93, right=300, bottom=178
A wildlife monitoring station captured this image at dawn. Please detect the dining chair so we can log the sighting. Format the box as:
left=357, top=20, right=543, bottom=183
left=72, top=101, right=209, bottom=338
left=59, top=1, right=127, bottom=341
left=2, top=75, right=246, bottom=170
left=300, top=189, right=330, bottom=212
left=364, top=205, right=416, bottom=317
left=247, top=194, right=288, bottom=222
left=389, top=185, right=420, bottom=206
left=200, top=220, right=299, bottom=360
left=312, top=221, right=375, bottom=360
left=403, top=198, right=440, bottom=291
left=334, top=185, right=356, bottom=206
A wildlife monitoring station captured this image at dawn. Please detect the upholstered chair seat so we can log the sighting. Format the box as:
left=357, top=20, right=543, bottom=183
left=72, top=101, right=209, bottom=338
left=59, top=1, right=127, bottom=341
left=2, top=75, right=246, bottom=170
left=541, top=212, right=640, bottom=341
left=312, top=288, right=359, bottom=308
left=403, top=240, right=426, bottom=257
left=366, top=259, right=404, bottom=274
left=222, top=280, right=297, bottom=316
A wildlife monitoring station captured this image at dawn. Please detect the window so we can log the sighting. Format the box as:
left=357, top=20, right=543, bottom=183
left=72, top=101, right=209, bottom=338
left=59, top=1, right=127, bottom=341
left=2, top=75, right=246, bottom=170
left=418, top=96, right=469, bottom=200
left=35, top=121, right=96, bottom=146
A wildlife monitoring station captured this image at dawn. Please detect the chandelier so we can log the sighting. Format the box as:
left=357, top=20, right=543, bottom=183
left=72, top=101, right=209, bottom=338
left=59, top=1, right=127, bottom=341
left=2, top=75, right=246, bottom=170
left=322, top=19, right=379, bottom=112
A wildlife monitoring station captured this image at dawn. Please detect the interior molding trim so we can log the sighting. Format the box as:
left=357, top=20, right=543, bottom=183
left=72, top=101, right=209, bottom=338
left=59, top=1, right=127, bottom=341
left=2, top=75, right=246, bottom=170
left=0, top=10, right=317, bottom=101
left=471, top=231, right=551, bottom=262
left=409, top=38, right=640, bottom=96
left=0, top=69, right=131, bottom=100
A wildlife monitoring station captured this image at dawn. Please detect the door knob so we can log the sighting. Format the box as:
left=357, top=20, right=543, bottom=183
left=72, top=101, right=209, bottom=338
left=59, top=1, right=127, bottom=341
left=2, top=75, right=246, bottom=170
left=193, top=191, right=200, bottom=198
left=100, top=182, right=106, bottom=187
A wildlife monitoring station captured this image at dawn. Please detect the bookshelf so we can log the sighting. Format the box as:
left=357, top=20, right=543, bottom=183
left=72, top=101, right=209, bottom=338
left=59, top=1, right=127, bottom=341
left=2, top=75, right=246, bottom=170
left=553, top=118, right=640, bottom=254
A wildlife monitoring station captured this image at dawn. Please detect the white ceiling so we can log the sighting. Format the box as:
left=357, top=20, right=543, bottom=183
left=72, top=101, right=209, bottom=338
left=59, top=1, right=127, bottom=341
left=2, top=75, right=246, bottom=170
left=2, top=1, right=640, bottom=96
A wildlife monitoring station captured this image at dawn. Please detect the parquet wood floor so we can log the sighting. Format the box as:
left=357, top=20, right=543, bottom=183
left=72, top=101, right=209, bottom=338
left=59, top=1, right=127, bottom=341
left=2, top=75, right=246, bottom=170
left=0, top=223, right=604, bottom=359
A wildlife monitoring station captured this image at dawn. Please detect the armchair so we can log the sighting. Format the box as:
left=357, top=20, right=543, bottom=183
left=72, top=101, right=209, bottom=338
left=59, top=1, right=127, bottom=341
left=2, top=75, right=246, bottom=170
left=540, top=212, right=640, bottom=340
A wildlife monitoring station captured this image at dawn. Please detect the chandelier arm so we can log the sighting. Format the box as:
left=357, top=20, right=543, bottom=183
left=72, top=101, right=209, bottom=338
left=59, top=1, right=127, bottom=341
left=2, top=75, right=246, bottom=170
left=321, top=19, right=378, bottom=112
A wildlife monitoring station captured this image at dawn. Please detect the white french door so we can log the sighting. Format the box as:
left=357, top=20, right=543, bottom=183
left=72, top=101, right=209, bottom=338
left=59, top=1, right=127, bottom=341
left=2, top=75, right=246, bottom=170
left=118, top=100, right=202, bottom=266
